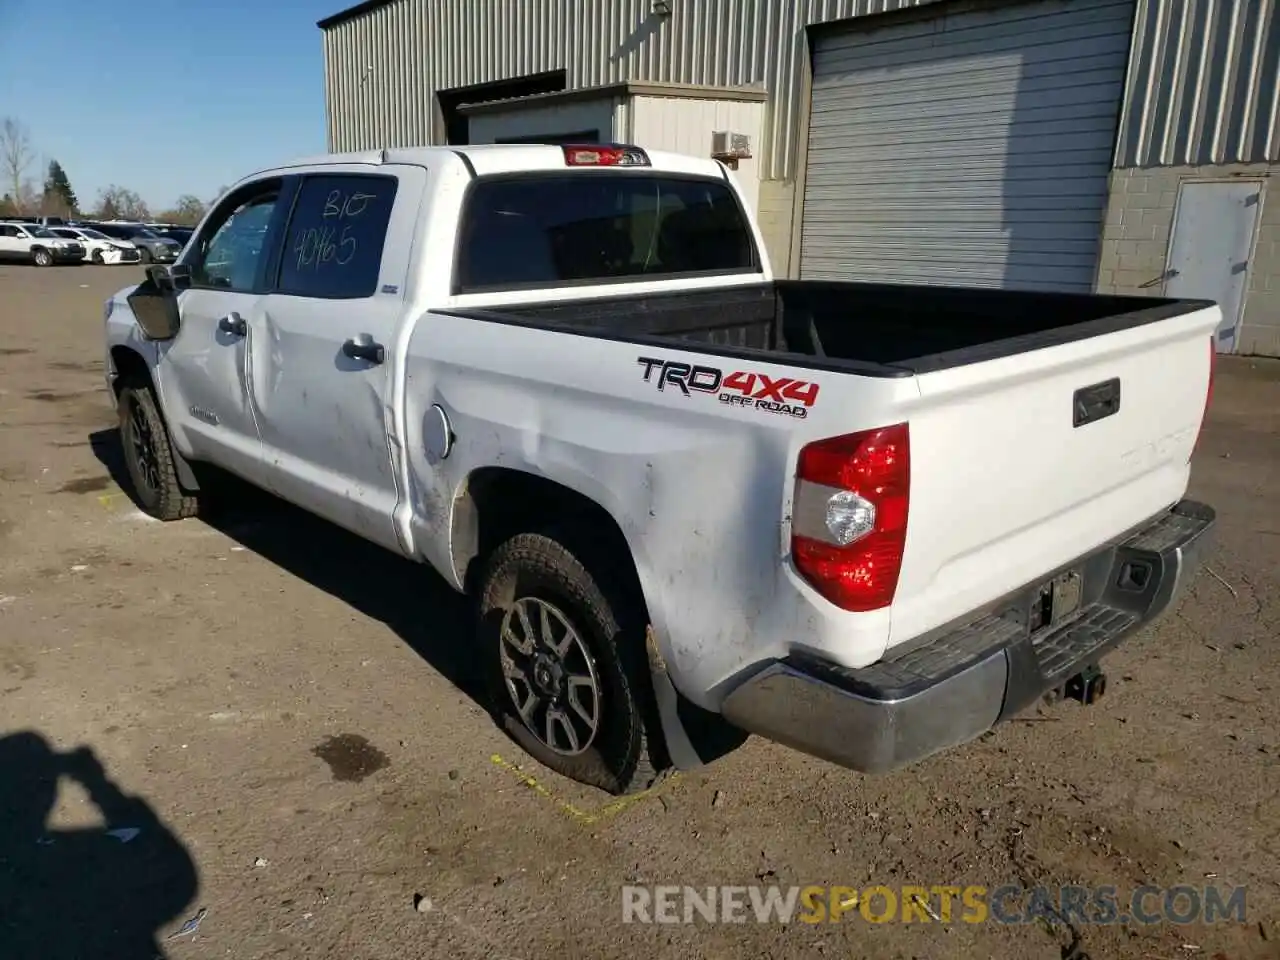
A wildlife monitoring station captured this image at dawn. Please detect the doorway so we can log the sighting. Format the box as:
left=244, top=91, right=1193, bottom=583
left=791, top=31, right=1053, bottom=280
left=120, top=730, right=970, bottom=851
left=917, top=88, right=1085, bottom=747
left=437, top=70, right=568, bottom=145
left=1165, top=181, right=1265, bottom=354
left=495, top=130, right=601, bottom=145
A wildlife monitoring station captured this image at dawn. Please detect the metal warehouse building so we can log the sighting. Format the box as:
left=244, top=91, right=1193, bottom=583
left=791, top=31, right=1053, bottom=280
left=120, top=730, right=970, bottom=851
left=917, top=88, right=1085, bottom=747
left=319, top=0, right=1280, bottom=357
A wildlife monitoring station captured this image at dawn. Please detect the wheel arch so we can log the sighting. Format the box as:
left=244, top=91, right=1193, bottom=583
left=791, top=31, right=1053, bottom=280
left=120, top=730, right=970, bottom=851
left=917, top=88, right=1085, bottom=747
left=450, top=465, right=747, bottom=771
left=109, top=345, right=200, bottom=492
left=109, top=345, right=152, bottom=396
left=451, top=466, right=641, bottom=607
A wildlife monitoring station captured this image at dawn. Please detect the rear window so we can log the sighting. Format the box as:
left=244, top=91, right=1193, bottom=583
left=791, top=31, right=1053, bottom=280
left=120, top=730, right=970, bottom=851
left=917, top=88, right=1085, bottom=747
left=276, top=173, right=398, bottom=299
left=455, top=174, right=758, bottom=293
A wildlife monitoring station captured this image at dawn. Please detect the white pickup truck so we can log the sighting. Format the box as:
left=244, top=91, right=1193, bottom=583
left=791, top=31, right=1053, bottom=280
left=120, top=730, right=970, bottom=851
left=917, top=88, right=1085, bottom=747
left=104, top=143, right=1218, bottom=795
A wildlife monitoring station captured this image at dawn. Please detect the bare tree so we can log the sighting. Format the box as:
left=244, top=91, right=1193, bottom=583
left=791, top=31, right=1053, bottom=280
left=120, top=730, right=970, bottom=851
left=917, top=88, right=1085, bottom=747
left=17, top=179, right=40, bottom=214
left=157, top=194, right=206, bottom=226
left=95, top=185, right=150, bottom=221
left=1, top=118, right=35, bottom=213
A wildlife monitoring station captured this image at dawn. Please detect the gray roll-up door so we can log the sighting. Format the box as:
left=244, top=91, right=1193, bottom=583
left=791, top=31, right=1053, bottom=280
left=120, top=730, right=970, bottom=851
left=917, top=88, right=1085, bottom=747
left=800, top=0, right=1133, bottom=291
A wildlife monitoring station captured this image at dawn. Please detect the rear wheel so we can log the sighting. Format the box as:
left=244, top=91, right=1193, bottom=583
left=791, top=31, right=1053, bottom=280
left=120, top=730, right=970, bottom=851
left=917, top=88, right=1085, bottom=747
left=117, top=381, right=199, bottom=521
left=479, top=532, right=669, bottom=795
left=31, top=248, right=53, bottom=267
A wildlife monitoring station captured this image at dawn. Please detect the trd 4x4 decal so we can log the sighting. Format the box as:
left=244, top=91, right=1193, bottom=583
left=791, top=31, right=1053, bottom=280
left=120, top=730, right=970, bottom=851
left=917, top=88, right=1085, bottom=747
left=637, top=356, right=819, bottom=420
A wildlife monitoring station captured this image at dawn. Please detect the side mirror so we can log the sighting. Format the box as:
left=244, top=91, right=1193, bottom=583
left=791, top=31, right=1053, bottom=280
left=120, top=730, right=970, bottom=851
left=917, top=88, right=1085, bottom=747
left=147, top=262, right=192, bottom=293
left=128, top=268, right=187, bottom=341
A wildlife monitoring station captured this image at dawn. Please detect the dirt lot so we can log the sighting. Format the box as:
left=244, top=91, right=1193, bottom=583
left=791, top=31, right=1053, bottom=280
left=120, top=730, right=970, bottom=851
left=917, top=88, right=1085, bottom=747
left=1, top=264, right=1277, bottom=960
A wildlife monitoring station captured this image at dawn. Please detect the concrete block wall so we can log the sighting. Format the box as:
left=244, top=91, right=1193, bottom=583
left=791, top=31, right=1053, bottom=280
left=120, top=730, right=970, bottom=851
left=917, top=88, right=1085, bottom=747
left=1097, top=163, right=1280, bottom=357
left=756, top=179, right=797, bottom=275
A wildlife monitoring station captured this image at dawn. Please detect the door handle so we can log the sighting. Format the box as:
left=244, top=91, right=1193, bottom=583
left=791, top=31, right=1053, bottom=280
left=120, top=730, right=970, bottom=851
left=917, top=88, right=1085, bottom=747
left=217, top=313, right=247, bottom=336
left=1073, top=377, right=1121, bottom=428
left=342, top=335, right=385, bottom=365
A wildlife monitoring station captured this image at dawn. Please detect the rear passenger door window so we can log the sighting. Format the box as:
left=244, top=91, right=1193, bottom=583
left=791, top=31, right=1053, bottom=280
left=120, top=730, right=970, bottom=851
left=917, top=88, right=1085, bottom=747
left=276, top=174, right=399, bottom=299
left=0, top=224, right=19, bottom=258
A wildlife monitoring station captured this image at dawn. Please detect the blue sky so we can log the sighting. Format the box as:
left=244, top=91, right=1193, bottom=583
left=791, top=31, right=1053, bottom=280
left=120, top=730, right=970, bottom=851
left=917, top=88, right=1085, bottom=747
left=0, top=0, right=340, bottom=212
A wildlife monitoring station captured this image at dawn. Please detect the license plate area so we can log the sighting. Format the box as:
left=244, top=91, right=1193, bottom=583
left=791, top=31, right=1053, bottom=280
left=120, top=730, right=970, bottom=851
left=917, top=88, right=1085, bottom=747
left=1029, top=568, right=1083, bottom=636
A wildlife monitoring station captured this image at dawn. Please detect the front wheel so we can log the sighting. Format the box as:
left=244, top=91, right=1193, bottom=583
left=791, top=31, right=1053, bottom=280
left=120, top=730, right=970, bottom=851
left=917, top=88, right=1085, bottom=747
left=91, top=250, right=104, bottom=264
left=117, top=381, right=199, bottom=521
left=31, top=248, right=53, bottom=267
left=138, top=247, right=153, bottom=264
left=479, top=532, right=669, bottom=795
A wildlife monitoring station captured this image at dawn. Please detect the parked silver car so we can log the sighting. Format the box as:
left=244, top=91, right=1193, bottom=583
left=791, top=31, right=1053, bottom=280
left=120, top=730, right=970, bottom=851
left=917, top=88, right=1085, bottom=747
left=48, top=226, right=143, bottom=264
left=86, top=222, right=182, bottom=263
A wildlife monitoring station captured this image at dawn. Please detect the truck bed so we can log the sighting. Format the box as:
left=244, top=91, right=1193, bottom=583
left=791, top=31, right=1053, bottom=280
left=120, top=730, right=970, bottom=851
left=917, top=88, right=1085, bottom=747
left=438, top=272, right=1216, bottom=681
left=453, top=281, right=1211, bottom=376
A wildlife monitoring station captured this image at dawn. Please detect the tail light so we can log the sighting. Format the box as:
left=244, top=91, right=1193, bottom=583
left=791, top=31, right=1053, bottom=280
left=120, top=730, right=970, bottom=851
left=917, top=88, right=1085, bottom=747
left=790, top=423, right=910, bottom=612
left=1191, top=335, right=1215, bottom=459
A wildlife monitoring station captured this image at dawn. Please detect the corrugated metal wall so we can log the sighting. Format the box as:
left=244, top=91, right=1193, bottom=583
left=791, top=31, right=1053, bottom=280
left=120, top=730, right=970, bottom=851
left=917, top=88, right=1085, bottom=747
left=322, top=0, right=933, bottom=177
left=322, top=0, right=1280, bottom=176
left=1114, top=0, right=1279, bottom=166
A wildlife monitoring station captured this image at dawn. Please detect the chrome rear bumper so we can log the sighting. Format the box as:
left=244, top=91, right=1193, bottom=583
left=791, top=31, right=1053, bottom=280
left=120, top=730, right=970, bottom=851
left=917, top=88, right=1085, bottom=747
left=721, top=499, right=1216, bottom=774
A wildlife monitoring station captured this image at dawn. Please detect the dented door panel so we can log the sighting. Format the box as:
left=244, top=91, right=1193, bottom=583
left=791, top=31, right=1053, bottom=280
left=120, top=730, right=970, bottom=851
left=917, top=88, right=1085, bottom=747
left=155, top=287, right=267, bottom=485
left=250, top=165, right=426, bottom=553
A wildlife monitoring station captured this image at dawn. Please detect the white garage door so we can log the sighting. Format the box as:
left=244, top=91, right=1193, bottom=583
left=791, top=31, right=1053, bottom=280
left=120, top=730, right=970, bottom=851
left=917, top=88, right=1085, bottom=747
left=800, top=0, right=1133, bottom=291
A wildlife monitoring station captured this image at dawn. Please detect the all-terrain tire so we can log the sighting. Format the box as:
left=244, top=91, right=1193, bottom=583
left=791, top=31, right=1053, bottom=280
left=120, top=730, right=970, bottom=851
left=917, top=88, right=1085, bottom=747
left=479, top=532, right=669, bottom=795
left=117, top=380, right=200, bottom=521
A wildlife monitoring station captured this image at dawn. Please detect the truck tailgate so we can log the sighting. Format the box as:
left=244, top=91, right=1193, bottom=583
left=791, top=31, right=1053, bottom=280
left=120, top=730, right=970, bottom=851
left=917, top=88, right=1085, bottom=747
left=888, top=304, right=1218, bottom=648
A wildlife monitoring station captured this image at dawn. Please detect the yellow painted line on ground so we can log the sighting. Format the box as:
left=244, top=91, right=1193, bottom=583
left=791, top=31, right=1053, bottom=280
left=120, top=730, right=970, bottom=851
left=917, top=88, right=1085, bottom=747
left=490, top=753, right=678, bottom=825
left=97, top=491, right=127, bottom=509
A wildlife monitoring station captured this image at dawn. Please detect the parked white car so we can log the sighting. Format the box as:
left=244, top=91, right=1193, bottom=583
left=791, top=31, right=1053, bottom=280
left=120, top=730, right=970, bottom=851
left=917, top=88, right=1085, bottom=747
left=49, top=226, right=142, bottom=265
left=0, top=221, right=84, bottom=265
left=103, top=144, right=1218, bottom=795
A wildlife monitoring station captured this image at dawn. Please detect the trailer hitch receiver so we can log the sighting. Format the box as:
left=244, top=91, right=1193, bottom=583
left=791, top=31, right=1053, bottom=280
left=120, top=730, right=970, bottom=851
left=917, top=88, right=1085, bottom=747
left=1065, top=663, right=1107, bottom=705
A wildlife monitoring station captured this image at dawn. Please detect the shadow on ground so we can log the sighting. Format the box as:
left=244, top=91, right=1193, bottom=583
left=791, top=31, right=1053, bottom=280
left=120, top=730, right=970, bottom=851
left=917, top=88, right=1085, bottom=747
left=0, top=732, right=199, bottom=960
left=88, top=429, right=484, bottom=704
left=89, top=428, right=132, bottom=494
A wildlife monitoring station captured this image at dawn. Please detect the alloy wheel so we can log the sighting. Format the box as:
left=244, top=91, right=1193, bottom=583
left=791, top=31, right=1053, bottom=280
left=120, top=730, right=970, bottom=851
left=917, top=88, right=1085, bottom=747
left=499, top=596, right=602, bottom=756
left=126, top=396, right=161, bottom=496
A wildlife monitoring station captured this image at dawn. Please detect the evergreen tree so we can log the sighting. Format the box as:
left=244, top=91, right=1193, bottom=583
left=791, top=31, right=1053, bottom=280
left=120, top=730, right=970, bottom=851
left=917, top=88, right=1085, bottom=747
left=42, top=160, right=78, bottom=215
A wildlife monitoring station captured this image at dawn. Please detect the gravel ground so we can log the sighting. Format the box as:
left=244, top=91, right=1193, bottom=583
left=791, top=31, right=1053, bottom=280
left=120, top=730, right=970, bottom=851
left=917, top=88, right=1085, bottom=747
left=1, top=264, right=1277, bottom=960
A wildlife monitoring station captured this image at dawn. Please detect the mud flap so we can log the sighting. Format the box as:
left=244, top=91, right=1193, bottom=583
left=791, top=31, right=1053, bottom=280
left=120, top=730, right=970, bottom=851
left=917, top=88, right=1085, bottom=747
left=169, top=441, right=201, bottom=493
left=646, top=626, right=748, bottom=770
